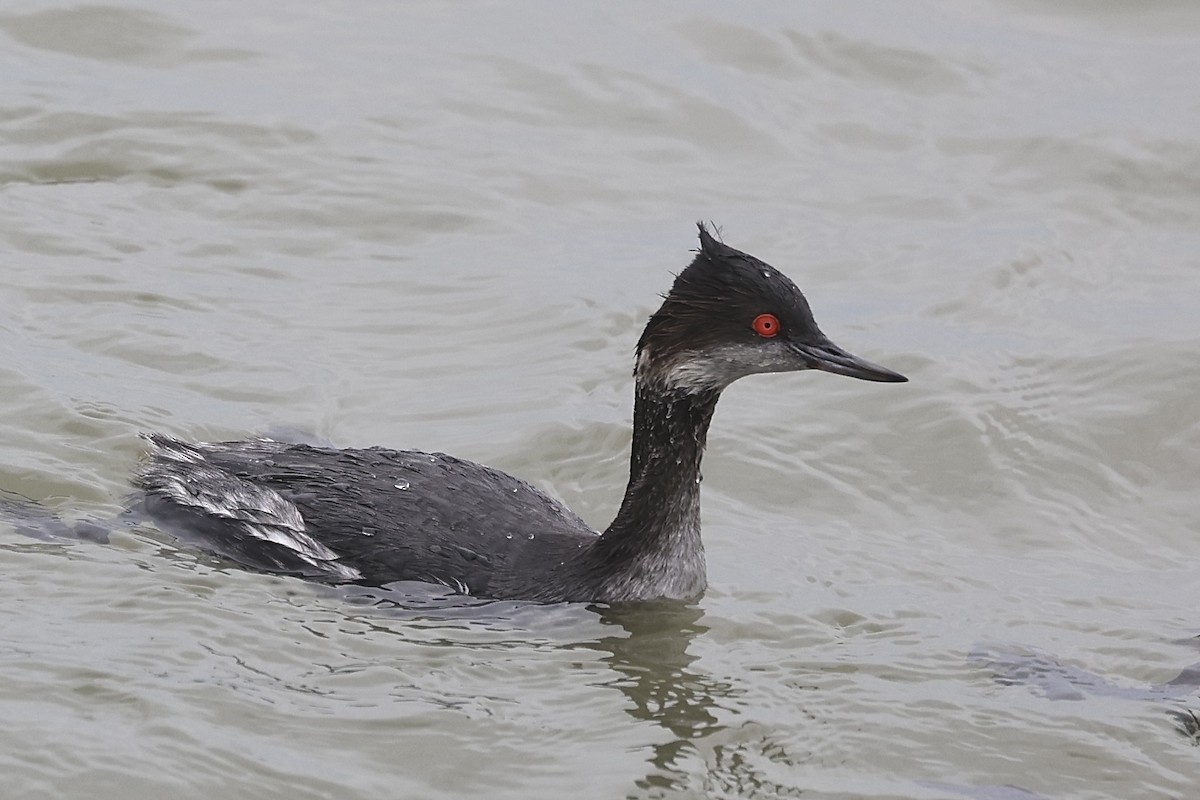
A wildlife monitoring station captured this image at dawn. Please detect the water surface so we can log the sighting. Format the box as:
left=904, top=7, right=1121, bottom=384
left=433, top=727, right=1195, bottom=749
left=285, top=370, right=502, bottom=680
left=2, top=2, right=1198, bottom=798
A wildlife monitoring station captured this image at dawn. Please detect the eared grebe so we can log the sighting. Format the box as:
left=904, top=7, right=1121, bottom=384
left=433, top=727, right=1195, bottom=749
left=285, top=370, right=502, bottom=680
left=137, top=225, right=906, bottom=602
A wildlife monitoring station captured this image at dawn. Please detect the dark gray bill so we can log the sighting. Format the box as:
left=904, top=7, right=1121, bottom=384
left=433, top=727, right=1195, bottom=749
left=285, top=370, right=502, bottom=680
left=793, top=336, right=908, bottom=383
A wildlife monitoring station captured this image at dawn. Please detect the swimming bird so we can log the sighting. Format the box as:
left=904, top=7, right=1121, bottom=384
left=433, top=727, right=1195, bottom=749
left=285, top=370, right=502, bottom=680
left=137, top=225, right=906, bottom=602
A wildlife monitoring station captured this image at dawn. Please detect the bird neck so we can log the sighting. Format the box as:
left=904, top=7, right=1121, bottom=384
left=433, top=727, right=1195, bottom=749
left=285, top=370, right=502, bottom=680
left=585, top=378, right=721, bottom=600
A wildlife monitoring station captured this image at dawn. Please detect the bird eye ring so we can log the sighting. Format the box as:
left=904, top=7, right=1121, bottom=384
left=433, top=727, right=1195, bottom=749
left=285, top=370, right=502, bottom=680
left=752, top=313, right=780, bottom=338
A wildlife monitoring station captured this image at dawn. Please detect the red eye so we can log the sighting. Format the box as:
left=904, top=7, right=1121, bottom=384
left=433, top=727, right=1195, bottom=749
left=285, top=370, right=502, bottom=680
left=752, top=313, right=780, bottom=338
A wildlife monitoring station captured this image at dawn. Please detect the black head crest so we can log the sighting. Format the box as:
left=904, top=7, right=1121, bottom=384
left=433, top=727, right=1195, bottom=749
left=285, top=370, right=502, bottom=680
left=697, top=221, right=722, bottom=255
left=637, top=226, right=821, bottom=371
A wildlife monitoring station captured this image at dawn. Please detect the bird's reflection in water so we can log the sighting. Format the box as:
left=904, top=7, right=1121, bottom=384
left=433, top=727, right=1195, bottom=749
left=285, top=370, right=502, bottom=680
left=587, top=602, right=734, bottom=793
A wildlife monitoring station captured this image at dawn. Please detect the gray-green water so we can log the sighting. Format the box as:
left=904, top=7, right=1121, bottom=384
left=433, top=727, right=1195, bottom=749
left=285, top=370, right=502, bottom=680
left=2, top=2, right=1198, bottom=798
